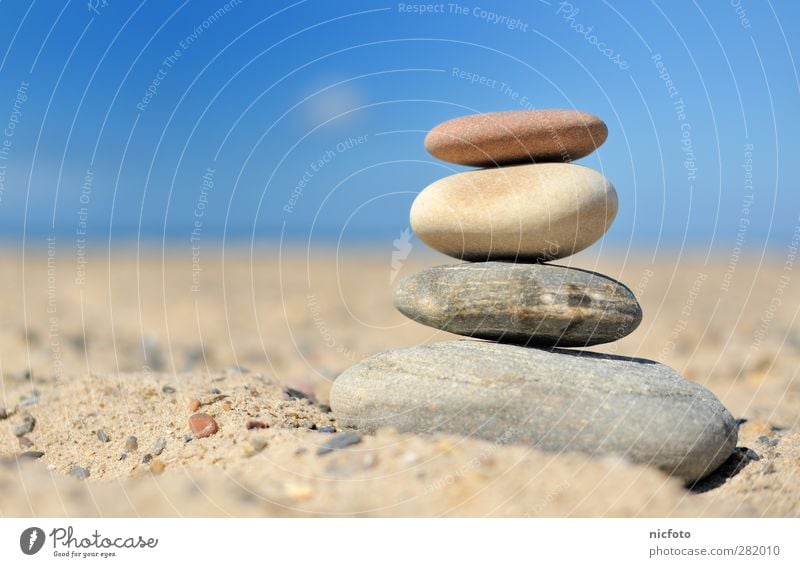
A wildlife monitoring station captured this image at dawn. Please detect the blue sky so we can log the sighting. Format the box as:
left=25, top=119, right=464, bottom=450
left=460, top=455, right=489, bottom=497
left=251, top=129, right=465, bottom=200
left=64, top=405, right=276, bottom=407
left=0, top=0, right=797, bottom=251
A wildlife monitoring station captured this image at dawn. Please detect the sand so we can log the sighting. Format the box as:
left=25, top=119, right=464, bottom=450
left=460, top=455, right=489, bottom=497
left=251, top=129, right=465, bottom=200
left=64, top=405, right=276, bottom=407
left=0, top=245, right=798, bottom=517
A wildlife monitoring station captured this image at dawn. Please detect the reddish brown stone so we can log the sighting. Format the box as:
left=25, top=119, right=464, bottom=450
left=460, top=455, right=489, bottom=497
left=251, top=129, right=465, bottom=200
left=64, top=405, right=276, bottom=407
left=189, top=413, right=218, bottom=438
left=424, top=109, right=607, bottom=167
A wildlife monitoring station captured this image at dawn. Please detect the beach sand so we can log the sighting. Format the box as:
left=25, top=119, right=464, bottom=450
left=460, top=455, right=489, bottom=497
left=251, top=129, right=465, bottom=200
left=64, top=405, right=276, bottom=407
left=0, top=245, right=798, bottom=516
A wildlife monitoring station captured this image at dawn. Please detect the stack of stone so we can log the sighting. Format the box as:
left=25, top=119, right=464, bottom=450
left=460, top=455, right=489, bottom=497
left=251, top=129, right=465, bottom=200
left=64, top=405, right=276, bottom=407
left=331, top=109, right=737, bottom=481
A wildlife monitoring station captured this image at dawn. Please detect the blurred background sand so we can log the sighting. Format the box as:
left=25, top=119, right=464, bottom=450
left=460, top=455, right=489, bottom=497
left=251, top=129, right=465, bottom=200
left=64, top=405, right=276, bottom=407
left=0, top=246, right=798, bottom=516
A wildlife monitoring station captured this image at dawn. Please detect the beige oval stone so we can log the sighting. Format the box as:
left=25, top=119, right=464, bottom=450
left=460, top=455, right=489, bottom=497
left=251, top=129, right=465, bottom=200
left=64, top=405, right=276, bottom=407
left=410, top=163, right=617, bottom=262
left=424, top=109, right=608, bottom=166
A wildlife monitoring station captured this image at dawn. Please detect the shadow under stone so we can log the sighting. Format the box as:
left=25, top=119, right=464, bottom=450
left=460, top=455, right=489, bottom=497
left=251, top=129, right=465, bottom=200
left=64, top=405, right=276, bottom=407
left=687, top=447, right=760, bottom=494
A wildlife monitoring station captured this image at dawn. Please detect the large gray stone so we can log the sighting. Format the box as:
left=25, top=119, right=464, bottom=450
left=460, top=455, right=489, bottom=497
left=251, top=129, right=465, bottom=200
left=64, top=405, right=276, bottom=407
left=330, top=341, right=737, bottom=481
left=393, top=262, right=642, bottom=347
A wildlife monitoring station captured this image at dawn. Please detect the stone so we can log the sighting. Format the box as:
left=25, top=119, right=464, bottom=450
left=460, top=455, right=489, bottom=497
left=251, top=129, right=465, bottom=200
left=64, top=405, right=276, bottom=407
left=424, top=109, right=608, bottom=167
left=188, top=398, right=201, bottom=412
left=68, top=465, right=90, bottom=480
left=97, top=430, right=109, bottom=443
left=243, top=437, right=268, bottom=457
left=124, top=436, right=138, bottom=452
left=149, top=460, right=166, bottom=474
left=410, top=163, right=617, bottom=262
left=153, top=437, right=167, bottom=456
left=14, top=413, right=36, bottom=437
left=317, top=432, right=362, bottom=456
left=330, top=341, right=737, bottom=481
left=394, top=262, right=642, bottom=347
left=189, top=413, right=218, bottom=438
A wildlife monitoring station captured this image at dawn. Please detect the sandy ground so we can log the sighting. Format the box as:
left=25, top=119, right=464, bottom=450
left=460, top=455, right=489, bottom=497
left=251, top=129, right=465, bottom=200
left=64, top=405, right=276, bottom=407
left=0, top=244, right=798, bottom=517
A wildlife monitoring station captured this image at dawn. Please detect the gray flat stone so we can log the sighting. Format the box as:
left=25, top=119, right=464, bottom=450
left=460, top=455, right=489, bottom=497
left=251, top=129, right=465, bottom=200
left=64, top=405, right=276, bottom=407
left=330, top=341, right=737, bottom=481
left=394, top=262, right=642, bottom=347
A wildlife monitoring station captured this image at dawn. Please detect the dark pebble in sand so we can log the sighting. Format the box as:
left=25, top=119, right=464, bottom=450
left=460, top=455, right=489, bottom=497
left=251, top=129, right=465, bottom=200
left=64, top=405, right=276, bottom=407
left=306, top=421, right=317, bottom=430
left=142, top=454, right=153, bottom=464
left=318, top=426, right=336, bottom=433
left=69, top=466, right=90, bottom=480
left=97, top=430, right=110, bottom=443
left=246, top=420, right=268, bottom=430
left=0, top=407, right=7, bottom=420
left=14, top=413, right=36, bottom=437
left=189, top=413, right=219, bottom=438
left=153, top=438, right=167, bottom=456
left=119, top=454, right=127, bottom=461
left=210, top=388, right=222, bottom=395
left=18, top=436, right=34, bottom=448
left=124, top=436, right=138, bottom=452
left=318, top=404, right=332, bottom=413
left=317, top=431, right=362, bottom=455
left=162, top=385, right=176, bottom=394
left=19, top=451, right=45, bottom=460
left=758, top=435, right=779, bottom=447
left=284, top=387, right=310, bottom=400
left=19, top=393, right=40, bottom=407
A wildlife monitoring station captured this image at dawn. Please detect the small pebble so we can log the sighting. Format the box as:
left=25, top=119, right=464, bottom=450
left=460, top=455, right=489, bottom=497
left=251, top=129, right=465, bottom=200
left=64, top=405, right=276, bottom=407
left=243, top=437, right=268, bottom=457
left=142, top=453, right=153, bottom=464
left=246, top=420, right=268, bottom=430
left=284, top=387, right=309, bottom=400
left=162, top=385, right=176, bottom=394
left=318, top=404, right=332, bottom=413
left=318, top=426, right=336, bottom=433
left=153, top=438, right=167, bottom=456
left=149, top=460, right=166, bottom=474
left=305, top=421, right=317, bottom=430
left=124, top=436, right=138, bottom=452
left=0, top=407, right=7, bottom=420
left=210, top=387, right=222, bottom=395
left=284, top=481, right=313, bottom=501
left=317, top=431, right=362, bottom=455
left=19, top=451, right=45, bottom=460
left=188, top=398, right=201, bottom=412
left=97, top=430, right=110, bottom=443
left=18, top=436, right=34, bottom=449
left=757, top=435, right=779, bottom=448
left=189, top=413, right=219, bottom=438
left=183, top=435, right=193, bottom=443
left=119, top=453, right=128, bottom=461
left=294, top=447, right=308, bottom=456
left=222, top=401, right=232, bottom=411
left=14, top=413, right=36, bottom=437
left=69, top=466, right=90, bottom=480
left=19, top=393, right=40, bottom=407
